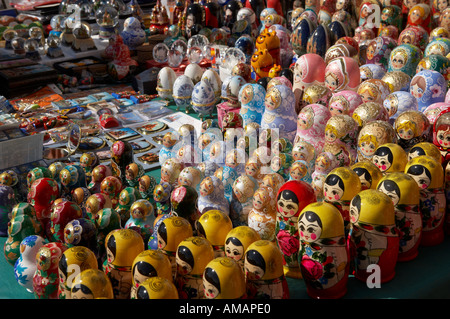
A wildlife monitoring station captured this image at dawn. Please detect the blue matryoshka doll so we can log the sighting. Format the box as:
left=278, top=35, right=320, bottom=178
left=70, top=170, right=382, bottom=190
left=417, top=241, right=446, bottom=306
left=360, top=63, right=387, bottom=82
left=410, top=70, right=447, bottom=111
left=198, top=175, right=230, bottom=215
left=214, top=165, right=239, bottom=204
left=387, top=43, right=423, bottom=78
left=239, top=83, right=266, bottom=127
left=383, top=91, right=419, bottom=124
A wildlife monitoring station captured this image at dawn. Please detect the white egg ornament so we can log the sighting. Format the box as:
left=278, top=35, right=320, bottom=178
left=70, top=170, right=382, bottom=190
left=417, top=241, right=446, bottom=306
left=201, top=68, right=222, bottom=103
left=157, top=66, right=177, bottom=100
left=173, top=74, right=195, bottom=113
left=184, top=63, right=204, bottom=84
left=191, top=80, right=216, bottom=120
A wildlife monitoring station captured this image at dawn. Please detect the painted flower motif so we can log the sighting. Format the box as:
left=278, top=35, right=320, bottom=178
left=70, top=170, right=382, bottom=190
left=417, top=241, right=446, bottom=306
left=300, top=255, right=323, bottom=281
left=276, top=230, right=299, bottom=256
left=429, top=84, right=443, bottom=98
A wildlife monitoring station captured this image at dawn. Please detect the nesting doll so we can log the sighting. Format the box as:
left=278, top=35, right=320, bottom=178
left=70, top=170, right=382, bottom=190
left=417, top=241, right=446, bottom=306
left=261, top=173, right=285, bottom=195
left=95, top=208, right=121, bottom=264
left=417, top=55, right=450, bottom=82
left=328, top=90, right=363, bottom=117
left=170, top=185, right=200, bottom=232
left=0, top=185, right=15, bottom=236
left=59, top=165, right=87, bottom=198
left=383, top=91, right=419, bottom=123
left=49, top=201, right=83, bottom=243
left=289, top=160, right=313, bottom=184
left=100, top=175, right=123, bottom=208
left=110, top=140, right=134, bottom=185
left=424, top=38, right=450, bottom=57
left=244, top=239, right=289, bottom=299
left=311, top=152, right=341, bottom=200
left=85, top=193, right=113, bottom=224
left=152, top=182, right=172, bottom=217
left=352, top=102, right=390, bottom=130
left=33, top=242, right=68, bottom=299
left=323, top=114, right=359, bottom=165
left=352, top=161, right=384, bottom=191
left=157, top=216, right=193, bottom=280
left=130, top=249, right=172, bottom=299
left=215, top=165, right=240, bottom=204
left=124, top=162, right=145, bottom=189
left=225, top=226, right=261, bottom=271
left=349, top=190, right=399, bottom=283
left=302, top=85, right=332, bottom=108
left=324, top=57, right=360, bottom=93
left=70, top=268, right=114, bottom=299
left=433, top=108, right=450, bottom=165
left=357, top=79, right=391, bottom=105
left=372, top=143, right=409, bottom=174
left=175, top=236, right=214, bottom=299
left=394, top=110, right=431, bottom=152
left=104, top=228, right=145, bottom=299
left=225, top=148, right=247, bottom=176
left=230, top=175, right=259, bottom=227
left=377, top=172, right=422, bottom=261
left=405, top=155, right=446, bottom=246
left=237, top=83, right=266, bottom=127
left=196, top=210, right=233, bottom=258
left=115, top=187, right=141, bottom=226
left=380, top=4, right=403, bottom=29
left=398, top=25, right=429, bottom=54
left=87, top=164, right=112, bottom=194
left=294, top=103, right=331, bottom=155
left=160, top=158, right=184, bottom=188
left=408, top=142, right=443, bottom=164
left=364, top=36, right=398, bottom=70
left=57, top=246, right=98, bottom=299
left=357, top=120, right=397, bottom=162
left=158, top=132, right=179, bottom=166
left=27, top=177, right=60, bottom=232
left=198, top=176, right=229, bottom=215
left=177, top=166, right=203, bottom=192
left=275, top=180, right=317, bottom=279
left=387, top=44, right=423, bottom=78
left=410, top=70, right=447, bottom=112
left=291, top=140, right=316, bottom=172
left=26, top=167, right=52, bottom=191
left=360, top=63, right=387, bottom=82
left=203, top=257, right=246, bottom=299
left=407, top=3, right=432, bottom=33
left=270, top=153, right=295, bottom=180
left=125, top=199, right=155, bottom=239
left=138, top=174, right=157, bottom=203
left=63, top=218, right=100, bottom=265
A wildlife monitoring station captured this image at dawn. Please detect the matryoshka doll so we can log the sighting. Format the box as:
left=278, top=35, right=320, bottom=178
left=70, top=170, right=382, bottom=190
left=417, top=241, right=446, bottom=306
left=294, top=103, right=331, bottom=155
left=138, top=174, right=157, bottom=203
left=387, top=44, right=423, bottom=78
left=289, top=160, right=312, bottom=184
left=57, top=246, right=98, bottom=299
left=203, top=256, right=246, bottom=299
left=407, top=3, right=432, bottom=33
left=130, top=249, right=172, bottom=299
left=175, top=236, right=214, bottom=299
left=59, top=165, right=87, bottom=197
left=323, top=114, right=359, bottom=165
left=161, top=158, right=184, bottom=189
left=100, top=175, right=123, bottom=208
left=85, top=193, right=113, bottom=224
left=261, top=84, right=298, bottom=142
left=70, top=268, right=114, bottom=299
left=95, top=208, right=121, bottom=265
left=275, top=180, right=317, bottom=279
left=157, top=216, right=193, bottom=280
left=351, top=161, right=384, bottom=191
left=110, top=140, right=134, bottom=185
left=63, top=218, right=100, bottom=265
left=376, top=172, right=422, bottom=261
left=231, top=175, right=259, bottom=226
left=248, top=186, right=277, bottom=241
left=71, top=187, right=91, bottom=217
left=302, top=84, right=332, bottom=108
left=170, top=185, right=200, bottom=232
left=383, top=91, right=419, bottom=123
left=115, top=187, right=141, bottom=226
left=104, top=228, right=145, bottom=299
left=328, top=90, right=363, bottom=117
left=323, top=167, right=362, bottom=237
left=433, top=108, right=450, bottom=165
left=153, top=182, right=172, bottom=217
left=405, top=155, right=446, bottom=246
left=416, top=55, right=450, bottom=82
left=397, top=25, right=429, bottom=53
left=49, top=201, right=83, bottom=243
left=357, top=79, right=391, bottom=105
left=298, top=202, right=349, bottom=299
left=214, top=165, right=239, bottom=204
left=360, top=63, right=387, bottom=82
left=352, top=102, right=390, bottom=130
left=177, top=166, right=203, bottom=192
left=196, top=210, right=233, bottom=258
left=239, top=83, right=266, bottom=127
left=159, top=131, right=179, bottom=166
left=32, top=242, right=68, bottom=299
left=410, top=70, right=447, bottom=112
left=79, top=152, right=99, bottom=178
left=408, top=141, right=443, bottom=163
left=324, top=57, right=360, bottom=93
left=394, top=110, right=431, bottom=152
left=26, top=167, right=52, bottom=191
left=359, top=1, right=380, bottom=34
left=357, top=120, right=397, bottom=162
left=372, top=143, right=409, bottom=174
left=125, top=199, right=155, bottom=239
left=225, top=226, right=261, bottom=271
left=87, top=164, right=112, bottom=194
left=364, top=36, right=398, bottom=70
left=125, top=162, right=144, bottom=189
left=0, top=185, right=15, bottom=236
left=197, top=176, right=229, bottom=216
left=27, top=177, right=60, bottom=233
left=311, top=151, right=340, bottom=200
left=244, top=239, right=289, bottom=299
left=292, top=140, right=317, bottom=172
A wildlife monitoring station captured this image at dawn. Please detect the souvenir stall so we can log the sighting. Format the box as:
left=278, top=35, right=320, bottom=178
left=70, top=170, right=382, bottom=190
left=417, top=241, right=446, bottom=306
left=1, top=0, right=450, bottom=301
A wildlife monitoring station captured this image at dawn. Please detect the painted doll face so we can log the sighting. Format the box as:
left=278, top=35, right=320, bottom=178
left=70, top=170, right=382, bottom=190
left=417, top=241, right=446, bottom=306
left=292, top=149, right=307, bottom=161
left=411, top=170, right=431, bottom=189
left=391, top=52, right=407, bottom=69
left=71, top=286, right=94, bottom=299
left=325, top=127, right=337, bottom=143
left=436, top=129, right=450, bottom=147
left=271, top=156, right=282, bottom=172
left=264, top=90, right=282, bottom=111
left=277, top=193, right=299, bottom=218
left=372, top=154, right=392, bottom=171
left=404, top=0, right=419, bottom=9
left=397, top=124, right=415, bottom=140
left=410, top=83, right=424, bottom=98
left=323, top=181, right=344, bottom=201
left=437, top=0, right=449, bottom=11
left=349, top=201, right=360, bottom=223
left=290, top=164, right=307, bottom=181
left=225, top=241, right=244, bottom=261
left=252, top=193, right=265, bottom=210
left=203, top=280, right=219, bottom=299
left=176, top=255, right=193, bottom=276
left=409, top=7, right=422, bottom=24
left=360, top=139, right=377, bottom=156
left=106, top=244, right=115, bottom=264
left=359, top=88, right=376, bottom=103
left=241, top=86, right=253, bottom=105
left=245, top=163, right=258, bottom=177
left=199, top=178, right=214, bottom=197
left=336, top=0, right=346, bottom=10
left=325, top=73, right=340, bottom=91
left=315, top=157, right=330, bottom=172
left=378, top=181, right=400, bottom=206
left=366, top=45, right=376, bottom=61
left=131, top=207, right=144, bottom=219
left=298, top=213, right=322, bottom=243
left=245, top=261, right=265, bottom=281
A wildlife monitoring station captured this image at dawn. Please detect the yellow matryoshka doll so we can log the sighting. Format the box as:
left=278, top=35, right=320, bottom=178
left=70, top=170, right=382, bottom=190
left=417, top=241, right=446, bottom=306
left=58, top=246, right=98, bottom=299
left=372, top=143, right=409, bottom=175
left=376, top=172, right=422, bottom=262
left=157, top=216, right=193, bottom=280
left=408, top=141, right=443, bottom=164
left=134, top=276, right=179, bottom=299
left=405, top=155, right=446, bottom=246
left=104, top=228, right=145, bottom=299
left=224, top=226, right=261, bottom=272
left=203, top=257, right=246, bottom=299
left=244, top=239, right=289, bottom=299
left=351, top=161, right=384, bottom=191
left=349, top=190, right=399, bottom=284
left=298, top=202, right=349, bottom=299
left=195, top=209, right=233, bottom=258
left=130, top=249, right=173, bottom=299
left=70, top=269, right=114, bottom=299
left=323, top=167, right=362, bottom=237
left=175, top=236, right=215, bottom=299
left=356, top=120, right=396, bottom=163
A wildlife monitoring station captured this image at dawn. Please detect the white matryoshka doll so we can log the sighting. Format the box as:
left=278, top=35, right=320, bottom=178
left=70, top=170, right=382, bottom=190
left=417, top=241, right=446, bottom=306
left=357, top=120, right=397, bottom=162
left=225, top=148, right=247, bottom=176
left=261, top=172, right=285, bottom=195
left=311, top=151, right=340, bottom=201
left=178, top=166, right=204, bottom=192
left=159, top=131, right=179, bottom=166
left=275, top=180, right=317, bottom=279
left=349, top=189, right=399, bottom=283
left=394, top=110, right=431, bottom=152
left=298, top=202, right=349, bottom=299
left=248, top=186, right=277, bottom=241
left=351, top=161, right=384, bottom=191
left=376, top=172, right=422, bottom=262
left=383, top=91, right=419, bottom=124
left=261, top=84, right=298, bottom=142
left=244, top=239, right=289, bottom=299
left=157, top=216, right=194, bottom=280
left=410, top=70, right=447, bottom=112
left=203, top=257, right=246, bottom=299
left=292, top=53, right=326, bottom=113
left=323, top=114, right=359, bottom=165
left=328, top=90, right=363, bottom=117
left=196, top=209, right=233, bottom=258
left=405, top=155, right=446, bottom=246
left=231, top=175, right=259, bottom=227
left=357, top=79, right=392, bottom=105
left=225, top=226, right=261, bottom=271
left=244, top=156, right=264, bottom=185
left=160, top=158, right=184, bottom=188
left=198, top=176, right=229, bottom=216
left=239, top=83, right=267, bottom=127
left=324, top=57, right=360, bottom=93
left=372, top=143, right=409, bottom=175
left=294, top=103, right=332, bottom=156
left=175, top=236, right=214, bottom=299
left=360, top=64, right=387, bottom=82
left=323, top=166, right=362, bottom=237
left=291, top=140, right=316, bottom=173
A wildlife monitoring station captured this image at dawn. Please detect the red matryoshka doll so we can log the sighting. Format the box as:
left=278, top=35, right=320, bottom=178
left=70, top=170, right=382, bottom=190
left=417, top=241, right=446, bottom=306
left=26, top=167, right=52, bottom=191
left=294, top=103, right=332, bottom=156
left=50, top=201, right=83, bottom=243
left=248, top=186, right=277, bottom=241
left=275, top=180, right=317, bottom=279
left=397, top=25, right=429, bottom=53
left=376, top=172, right=422, bottom=261
left=104, top=228, right=145, bottom=299
left=352, top=161, right=384, bottom=191
left=161, top=158, right=184, bottom=188
left=328, top=90, right=363, bottom=117
left=407, top=3, right=432, bottom=33
left=100, top=175, right=123, bottom=208
left=357, top=79, right=391, bottom=104
left=244, top=239, right=289, bottom=299
left=359, top=1, right=381, bottom=34
left=324, top=57, right=360, bottom=93
left=298, top=202, right=349, bottom=299
left=323, top=167, right=362, bottom=237
left=27, top=177, right=60, bottom=231
left=372, top=143, right=409, bottom=174
left=352, top=102, right=390, bottom=130
left=364, top=36, right=398, bottom=70
left=87, top=164, right=112, bottom=194
left=110, top=140, right=134, bottom=185
left=196, top=209, right=233, bottom=258
left=157, top=216, right=193, bottom=280
left=70, top=268, right=114, bottom=299
left=433, top=108, right=450, bottom=166
left=203, top=256, right=246, bottom=299
left=292, top=53, right=326, bottom=113
left=405, top=155, right=446, bottom=246
left=57, top=246, right=98, bottom=299
left=394, top=110, right=431, bottom=152
left=432, top=0, right=450, bottom=23
left=175, top=236, right=214, bottom=299
left=130, top=249, right=172, bottom=299
left=33, top=242, right=68, bottom=299
left=225, top=226, right=261, bottom=271
left=323, top=114, right=359, bottom=165
left=349, top=190, right=399, bottom=283
left=357, top=120, right=396, bottom=162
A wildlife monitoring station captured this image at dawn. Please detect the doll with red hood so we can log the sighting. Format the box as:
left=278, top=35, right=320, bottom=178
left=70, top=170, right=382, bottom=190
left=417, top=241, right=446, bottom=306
left=433, top=107, right=450, bottom=167
left=107, top=34, right=138, bottom=81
